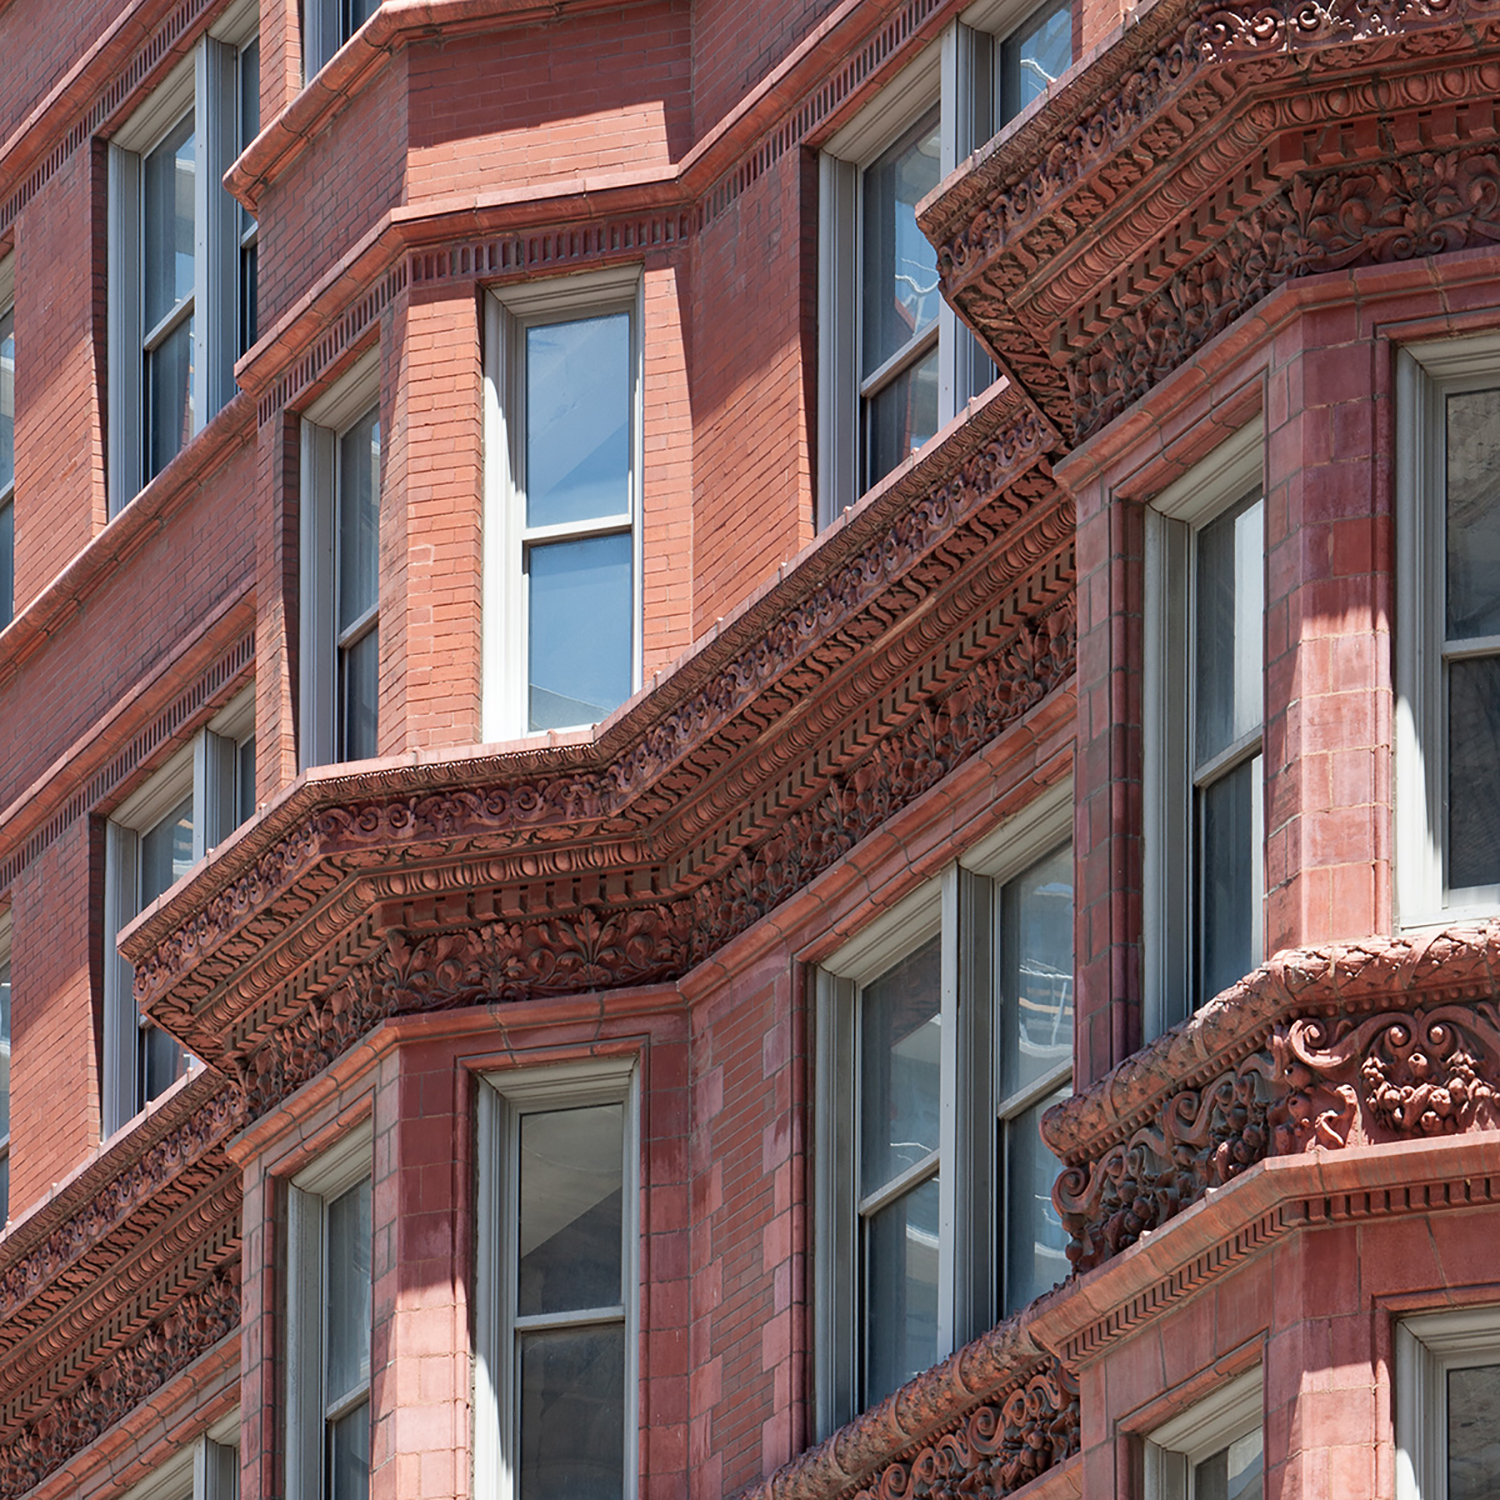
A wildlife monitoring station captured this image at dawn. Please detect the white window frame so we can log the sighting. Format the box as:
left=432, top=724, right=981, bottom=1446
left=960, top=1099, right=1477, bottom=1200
left=299, top=349, right=381, bottom=770
left=1396, top=1304, right=1500, bottom=1500
left=304, top=0, right=378, bottom=81
left=286, top=1121, right=373, bottom=1500
left=106, top=2, right=259, bottom=514
left=815, top=783, right=1072, bottom=1435
left=475, top=1056, right=640, bottom=1500
left=121, top=1411, right=240, bottom=1500
left=1396, top=333, right=1500, bottom=928
left=482, top=265, right=644, bottom=741
left=103, top=689, right=254, bottom=1135
left=1142, top=418, right=1265, bottom=1039
left=1144, top=1366, right=1263, bottom=1500
left=816, top=0, right=1072, bottom=526
left=0, top=249, right=14, bottom=632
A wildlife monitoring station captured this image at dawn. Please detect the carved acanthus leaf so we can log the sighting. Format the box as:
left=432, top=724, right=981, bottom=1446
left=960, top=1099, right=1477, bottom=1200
left=0, top=1268, right=240, bottom=1496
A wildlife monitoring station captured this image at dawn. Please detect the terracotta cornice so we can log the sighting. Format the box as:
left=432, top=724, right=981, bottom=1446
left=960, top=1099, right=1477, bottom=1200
left=1041, top=924, right=1500, bottom=1275
left=119, top=382, right=1074, bottom=1102
left=919, top=0, right=1500, bottom=441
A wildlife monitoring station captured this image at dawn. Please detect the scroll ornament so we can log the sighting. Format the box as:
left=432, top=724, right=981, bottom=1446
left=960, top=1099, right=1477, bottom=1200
left=1056, top=1000, right=1500, bottom=1273
left=851, top=1363, right=1079, bottom=1500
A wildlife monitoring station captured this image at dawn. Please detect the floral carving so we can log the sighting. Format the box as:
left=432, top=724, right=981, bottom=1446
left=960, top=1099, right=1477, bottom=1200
left=849, top=1363, right=1079, bottom=1500
left=1053, top=1056, right=1275, bottom=1273
left=1273, top=1003, right=1500, bottom=1149
left=1067, top=146, right=1500, bottom=438
left=0, top=1268, right=240, bottom=1496
left=1201, top=0, right=1467, bottom=55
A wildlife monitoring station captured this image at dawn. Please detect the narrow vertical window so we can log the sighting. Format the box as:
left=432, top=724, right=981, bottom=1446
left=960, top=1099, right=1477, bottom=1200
left=859, top=111, right=941, bottom=492
left=305, top=0, right=379, bottom=78
left=996, top=843, right=1073, bottom=1314
left=136, top=793, right=194, bottom=1102
left=1191, top=492, right=1265, bottom=1005
left=477, top=1060, right=637, bottom=1500
left=484, top=269, right=642, bottom=740
left=141, top=110, right=197, bottom=480
left=300, top=364, right=382, bottom=770
left=1144, top=1368, right=1263, bottom=1500
left=1143, top=421, right=1265, bottom=1035
left=0, top=295, right=13, bottom=629
left=237, top=36, right=260, bottom=355
left=288, top=1127, right=373, bottom=1500
left=857, top=936, right=942, bottom=1407
left=336, top=407, right=380, bottom=761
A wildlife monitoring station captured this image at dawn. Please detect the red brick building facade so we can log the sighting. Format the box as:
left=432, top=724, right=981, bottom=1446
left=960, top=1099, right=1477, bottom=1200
left=0, top=0, right=1497, bottom=1498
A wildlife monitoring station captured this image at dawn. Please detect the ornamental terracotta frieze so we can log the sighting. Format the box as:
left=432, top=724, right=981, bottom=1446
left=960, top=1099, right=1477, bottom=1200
left=1047, top=925, right=1500, bottom=1273
left=0, top=1266, right=240, bottom=1497
left=741, top=1317, right=1078, bottom=1500
left=920, top=0, right=1500, bottom=442
left=124, top=389, right=1073, bottom=1102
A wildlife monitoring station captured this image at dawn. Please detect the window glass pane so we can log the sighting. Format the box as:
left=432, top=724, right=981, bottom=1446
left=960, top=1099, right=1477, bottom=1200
left=240, top=241, right=258, bottom=356
left=236, top=734, right=256, bottom=828
left=339, top=626, right=379, bottom=762
left=1447, top=655, right=1500, bottom=890
left=1001, top=0, right=1073, bottom=122
left=1192, top=1427, right=1263, bottom=1500
left=518, top=1323, right=625, bottom=1500
left=337, top=409, right=381, bottom=633
left=525, top=314, right=632, bottom=529
left=141, top=794, right=195, bottom=906
left=863, top=1172, right=940, bottom=1408
left=0, top=1150, right=8, bottom=1226
left=1449, top=1363, right=1500, bottom=1499
left=1003, top=1086, right=1070, bottom=1313
left=999, top=844, right=1074, bottom=1100
left=325, top=1176, right=372, bottom=1408
left=518, top=1103, right=624, bottom=1318
left=146, top=312, right=195, bottom=479
left=142, top=113, right=196, bottom=333
left=0, top=500, right=13, bottom=632
left=0, top=959, right=10, bottom=1142
left=527, top=533, right=632, bottom=730
left=863, top=343, right=939, bottom=492
left=1198, top=753, right=1259, bottom=1004
left=0, top=305, right=13, bottom=496
left=342, top=0, right=379, bottom=41
left=861, top=111, right=941, bottom=379
left=1446, top=387, right=1500, bottom=641
left=1195, top=494, right=1263, bottom=767
left=239, top=38, right=261, bottom=142
left=858, top=934, right=941, bottom=1197
left=328, top=1397, right=369, bottom=1500
left=141, top=1022, right=182, bottom=1104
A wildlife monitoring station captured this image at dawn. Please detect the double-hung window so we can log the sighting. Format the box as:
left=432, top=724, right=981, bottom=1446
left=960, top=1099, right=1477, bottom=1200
left=300, top=358, right=381, bottom=768
left=305, top=0, right=379, bottom=78
left=103, top=692, right=255, bottom=1134
left=1397, top=336, right=1500, bottom=927
left=817, top=2, right=1074, bottom=524
left=816, top=789, right=1073, bottom=1432
left=1144, top=1367, right=1263, bottom=1500
left=1397, top=1306, right=1500, bottom=1499
left=476, top=1058, right=638, bottom=1500
left=287, top=1125, right=372, bottom=1500
left=0, top=251, right=13, bottom=630
left=1144, top=420, right=1265, bottom=1036
left=236, top=34, right=259, bottom=354
left=106, top=5, right=259, bottom=513
left=484, top=267, right=642, bottom=737
left=122, top=1417, right=240, bottom=1500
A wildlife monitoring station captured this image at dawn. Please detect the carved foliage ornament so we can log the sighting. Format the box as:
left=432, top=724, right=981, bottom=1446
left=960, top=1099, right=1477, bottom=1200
left=1055, top=999, right=1500, bottom=1273
left=238, top=602, right=1077, bottom=1113
left=0, top=1268, right=240, bottom=1496
left=852, top=1363, right=1080, bottom=1500
left=133, top=407, right=1056, bottom=1012
left=1067, top=144, right=1500, bottom=438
